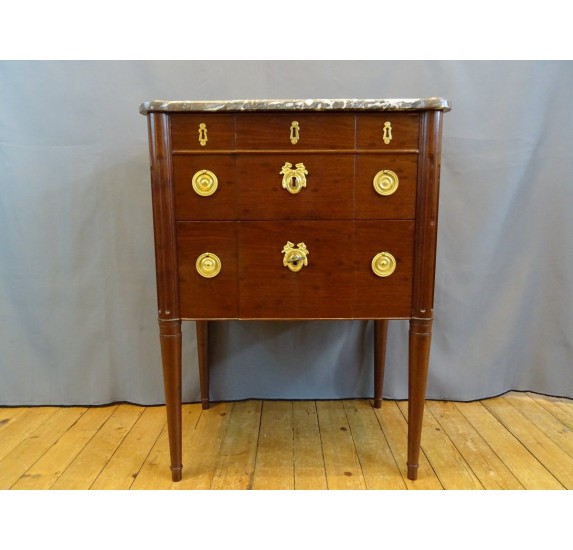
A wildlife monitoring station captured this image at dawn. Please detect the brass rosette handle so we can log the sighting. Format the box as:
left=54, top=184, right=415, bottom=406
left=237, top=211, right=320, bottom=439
left=371, top=252, right=396, bottom=277
left=192, top=169, right=218, bottom=196
left=196, top=252, right=221, bottom=278
left=280, top=162, right=308, bottom=194
left=282, top=241, right=309, bottom=272
left=373, top=169, right=399, bottom=196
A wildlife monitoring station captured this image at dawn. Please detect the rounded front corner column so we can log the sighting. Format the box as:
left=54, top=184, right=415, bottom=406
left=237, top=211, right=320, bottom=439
left=159, top=318, right=183, bottom=482
left=407, top=317, right=433, bottom=481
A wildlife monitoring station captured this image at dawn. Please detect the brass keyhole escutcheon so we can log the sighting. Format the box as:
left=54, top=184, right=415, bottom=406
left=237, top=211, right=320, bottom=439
left=382, top=121, right=393, bottom=145
left=196, top=252, right=221, bottom=278
left=290, top=121, right=300, bottom=144
left=373, top=169, right=399, bottom=196
left=192, top=169, right=218, bottom=196
left=280, top=162, right=308, bottom=194
left=198, top=123, right=208, bottom=146
left=371, top=252, right=396, bottom=277
left=282, top=241, right=309, bottom=272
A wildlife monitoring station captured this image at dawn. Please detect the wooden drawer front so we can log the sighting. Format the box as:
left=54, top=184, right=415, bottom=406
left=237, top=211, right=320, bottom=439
left=357, top=113, right=419, bottom=150
left=355, top=154, right=418, bottom=219
left=235, top=114, right=355, bottom=150
left=177, top=222, right=238, bottom=318
left=237, top=154, right=354, bottom=220
left=238, top=221, right=354, bottom=318
left=172, top=155, right=236, bottom=221
left=353, top=221, right=414, bottom=318
left=170, top=114, right=235, bottom=151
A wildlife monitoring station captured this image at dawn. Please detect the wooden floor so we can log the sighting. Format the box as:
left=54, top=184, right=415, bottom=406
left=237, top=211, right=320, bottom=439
left=1, top=391, right=572, bottom=490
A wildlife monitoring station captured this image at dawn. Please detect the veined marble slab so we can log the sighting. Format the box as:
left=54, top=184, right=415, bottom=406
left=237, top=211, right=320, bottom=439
left=139, top=97, right=451, bottom=115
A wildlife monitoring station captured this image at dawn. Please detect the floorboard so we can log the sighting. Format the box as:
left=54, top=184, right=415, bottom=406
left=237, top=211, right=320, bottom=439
left=2, top=392, right=572, bottom=490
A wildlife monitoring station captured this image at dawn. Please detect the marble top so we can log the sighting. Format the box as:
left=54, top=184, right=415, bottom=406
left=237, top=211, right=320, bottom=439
left=139, top=97, right=451, bottom=115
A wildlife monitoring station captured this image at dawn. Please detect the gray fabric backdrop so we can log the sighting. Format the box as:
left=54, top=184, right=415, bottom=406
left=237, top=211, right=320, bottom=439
left=1, top=60, right=572, bottom=406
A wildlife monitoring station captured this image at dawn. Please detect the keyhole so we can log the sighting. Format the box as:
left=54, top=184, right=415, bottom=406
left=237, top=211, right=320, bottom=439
left=290, top=176, right=297, bottom=188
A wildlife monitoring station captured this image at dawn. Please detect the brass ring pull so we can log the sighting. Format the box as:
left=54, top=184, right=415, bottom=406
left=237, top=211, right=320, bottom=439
left=192, top=169, right=218, bottom=196
left=282, top=241, right=309, bottom=272
left=280, top=162, right=308, bottom=194
left=371, top=252, right=396, bottom=277
left=196, top=252, right=221, bottom=278
left=373, top=170, right=399, bottom=196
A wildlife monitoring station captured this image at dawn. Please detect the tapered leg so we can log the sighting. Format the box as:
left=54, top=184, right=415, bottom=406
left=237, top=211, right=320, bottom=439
left=373, top=320, right=388, bottom=409
left=407, top=318, right=432, bottom=480
left=196, top=320, right=210, bottom=410
left=159, top=319, right=183, bottom=482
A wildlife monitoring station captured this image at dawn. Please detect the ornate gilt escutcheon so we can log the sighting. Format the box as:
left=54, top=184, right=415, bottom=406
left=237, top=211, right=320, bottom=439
left=371, top=252, right=396, bottom=277
left=196, top=252, right=221, bottom=278
left=280, top=162, right=308, bottom=194
left=192, top=169, right=218, bottom=196
left=290, top=121, right=300, bottom=144
left=282, top=241, right=309, bottom=272
left=198, top=123, right=208, bottom=146
left=382, top=121, right=393, bottom=145
left=373, top=169, right=399, bottom=196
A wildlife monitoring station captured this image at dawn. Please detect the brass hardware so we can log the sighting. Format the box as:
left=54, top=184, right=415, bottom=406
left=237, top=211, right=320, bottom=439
left=198, top=123, right=208, bottom=146
left=192, top=169, right=218, bottom=196
left=280, top=162, right=308, bottom=194
left=373, top=169, right=399, bottom=196
left=282, top=241, right=309, bottom=272
left=196, top=252, right=221, bottom=278
left=382, top=121, right=393, bottom=145
left=290, top=121, right=300, bottom=144
left=371, top=252, right=396, bottom=277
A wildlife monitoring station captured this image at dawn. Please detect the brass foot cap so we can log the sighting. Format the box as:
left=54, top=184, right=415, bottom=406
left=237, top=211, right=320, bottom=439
left=170, top=465, right=183, bottom=482
left=407, top=464, right=419, bottom=481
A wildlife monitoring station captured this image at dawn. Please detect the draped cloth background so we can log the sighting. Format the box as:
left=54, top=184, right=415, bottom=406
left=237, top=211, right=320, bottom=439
left=1, top=60, right=572, bottom=406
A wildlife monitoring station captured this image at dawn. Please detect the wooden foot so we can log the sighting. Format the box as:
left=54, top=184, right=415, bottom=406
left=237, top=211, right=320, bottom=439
left=159, top=319, right=183, bottom=482
left=407, top=318, right=432, bottom=480
left=373, top=319, right=388, bottom=409
left=196, top=320, right=210, bottom=410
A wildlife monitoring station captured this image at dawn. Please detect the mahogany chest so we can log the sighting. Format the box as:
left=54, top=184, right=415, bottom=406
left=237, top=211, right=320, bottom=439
left=140, top=98, right=450, bottom=483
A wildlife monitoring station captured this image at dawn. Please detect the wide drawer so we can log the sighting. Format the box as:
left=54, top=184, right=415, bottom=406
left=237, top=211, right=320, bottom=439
left=235, top=113, right=355, bottom=150
left=170, top=114, right=235, bottom=151
left=238, top=221, right=354, bottom=318
left=176, top=221, right=413, bottom=319
left=356, top=113, right=419, bottom=150
left=237, top=154, right=354, bottom=220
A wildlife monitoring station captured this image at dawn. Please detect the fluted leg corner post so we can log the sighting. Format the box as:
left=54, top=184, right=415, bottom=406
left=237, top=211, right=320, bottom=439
left=159, top=319, right=183, bottom=482
left=407, top=317, right=432, bottom=481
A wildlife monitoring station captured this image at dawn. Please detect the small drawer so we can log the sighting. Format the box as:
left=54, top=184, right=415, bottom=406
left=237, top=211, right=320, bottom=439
left=170, top=114, right=235, bottom=151
left=237, top=154, right=354, bottom=220
left=238, top=221, right=354, bottom=318
left=235, top=113, right=355, bottom=150
left=172, top=155, right=236, bottom=220
left=355, top=154, right=418, bottom=219
left=357, top=113, right=419, bottom=150
left=353, top=220, right=414, bottom=318
left=177, top=222, right=238, bottom=319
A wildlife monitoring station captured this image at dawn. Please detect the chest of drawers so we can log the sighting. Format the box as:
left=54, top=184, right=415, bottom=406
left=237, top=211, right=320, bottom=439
left=140, top=98, right=450, bottom=483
